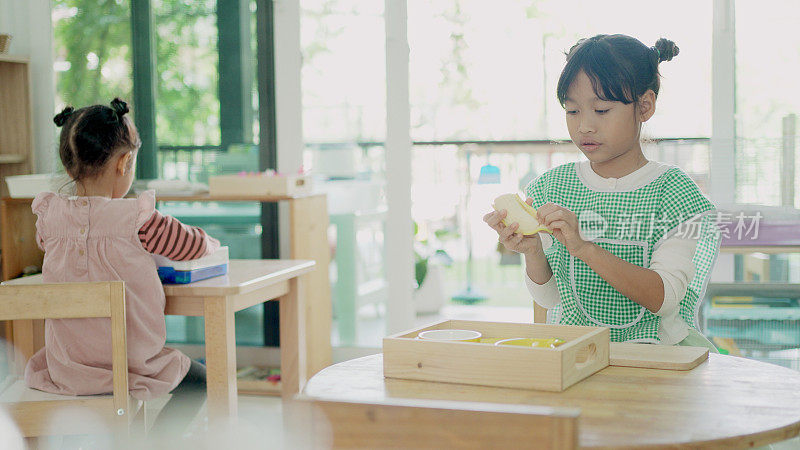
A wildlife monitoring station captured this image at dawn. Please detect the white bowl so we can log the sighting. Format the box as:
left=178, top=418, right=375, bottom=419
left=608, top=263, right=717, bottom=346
left=417, top=329, right=481, bottom=342
left=4, top=173, right=63, bottom=198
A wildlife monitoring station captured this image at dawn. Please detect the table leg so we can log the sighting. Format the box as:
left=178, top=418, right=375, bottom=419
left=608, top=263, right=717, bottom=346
left=288, top=195, right=332, bottom=377
left=534, top=303, right=547, bottom=324
left=279, top=276, right=307, bottom=398
left=11, top=320, right=35, bottom=376
left=203, top=296, right=238, bottom=421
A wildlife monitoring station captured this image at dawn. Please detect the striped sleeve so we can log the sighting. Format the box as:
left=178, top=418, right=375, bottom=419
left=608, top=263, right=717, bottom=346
left=138, top=210, right=221, bottom=261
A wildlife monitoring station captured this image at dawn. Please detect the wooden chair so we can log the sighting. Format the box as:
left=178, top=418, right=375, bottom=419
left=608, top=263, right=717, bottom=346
left=291, top=396, right=579, bottom=449
left=0, top=281, right=141, bottom=443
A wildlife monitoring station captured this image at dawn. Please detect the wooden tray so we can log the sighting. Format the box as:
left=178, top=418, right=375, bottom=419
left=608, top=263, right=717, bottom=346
left=383, top=320, right=609, bottom=392
left=610, top=343, right=709, bottom=370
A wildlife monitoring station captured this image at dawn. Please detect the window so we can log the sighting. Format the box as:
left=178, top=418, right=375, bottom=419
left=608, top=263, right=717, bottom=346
left=301, top=0, right=387, bottom=346
left=735, top=0, right=800, bottom=206
left=301, top=0, right=385, bottom=144
left=409, top=0, right=712, bottom=142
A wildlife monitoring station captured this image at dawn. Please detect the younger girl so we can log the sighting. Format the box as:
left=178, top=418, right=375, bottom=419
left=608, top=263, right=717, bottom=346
left=25, top=98, right=220, bottom=433
left=484, top=35, right=719, bottom=348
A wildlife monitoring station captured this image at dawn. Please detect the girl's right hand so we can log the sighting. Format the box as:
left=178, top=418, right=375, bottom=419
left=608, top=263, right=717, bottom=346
left=483, top=201, right=543, bottom=256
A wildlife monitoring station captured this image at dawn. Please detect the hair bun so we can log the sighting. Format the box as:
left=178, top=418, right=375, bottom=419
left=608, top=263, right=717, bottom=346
left=109, top=98, right=130, bottom=119
left=653, top=38, right=679, bottom=63
left=53, top=106, right=75, bottom=127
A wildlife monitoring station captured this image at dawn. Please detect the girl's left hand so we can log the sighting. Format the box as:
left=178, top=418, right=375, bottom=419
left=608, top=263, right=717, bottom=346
left=537, top=202, right=593, bottom=259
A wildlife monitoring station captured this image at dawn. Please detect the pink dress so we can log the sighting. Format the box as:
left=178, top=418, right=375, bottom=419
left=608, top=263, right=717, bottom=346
left=24, top=190, right=216, bottom=400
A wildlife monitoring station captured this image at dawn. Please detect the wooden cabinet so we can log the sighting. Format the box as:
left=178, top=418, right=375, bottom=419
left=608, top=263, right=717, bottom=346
left=0, top=55, right=34, bottom=355
left=0, top=55, right=34, bottom=197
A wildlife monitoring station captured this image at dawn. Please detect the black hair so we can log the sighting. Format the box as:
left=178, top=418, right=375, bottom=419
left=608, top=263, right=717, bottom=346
left=53, top=98, right=141, bottom=182
left=556, top=35, right=679, bottom=107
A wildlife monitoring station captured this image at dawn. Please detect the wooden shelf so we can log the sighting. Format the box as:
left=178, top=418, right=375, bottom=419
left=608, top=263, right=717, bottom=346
left=0, top=55, right=29, bottom=64
left=0, top=155, right=26, bottom=164
left=237, top=366, right=282, bottom=396
left=0, top=55, right=33, bottom=199
left=237, top=379, right=282, bottom=396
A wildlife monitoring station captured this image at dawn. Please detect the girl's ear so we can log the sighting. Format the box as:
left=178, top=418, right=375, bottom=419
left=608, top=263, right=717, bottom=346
left=638, top=90, right=656, bottom=122
left=116, top=151, right=133, bottom=176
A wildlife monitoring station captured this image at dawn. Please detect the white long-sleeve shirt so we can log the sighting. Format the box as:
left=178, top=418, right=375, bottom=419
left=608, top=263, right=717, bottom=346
left=526, top=160, right=696, bottom=344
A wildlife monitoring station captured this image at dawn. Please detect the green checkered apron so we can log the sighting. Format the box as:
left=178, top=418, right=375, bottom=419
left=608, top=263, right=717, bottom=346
left=526, top=163, right=720, bottom=342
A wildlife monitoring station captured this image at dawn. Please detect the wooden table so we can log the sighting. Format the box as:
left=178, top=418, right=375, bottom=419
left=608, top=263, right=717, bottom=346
left=0, top=194, right=332, bottom=377
left=303, top=353, right=800, bottom=449
left=5, top=259, right=315, bottom=422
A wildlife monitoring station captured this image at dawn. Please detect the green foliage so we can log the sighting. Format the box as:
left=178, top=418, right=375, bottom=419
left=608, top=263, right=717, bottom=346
left=53, top=0, right=133, bottom=108
left=414, top=220, right=455, bottom=288
left=414, top=253, right=428, bottom=289
left=153, top=0, right=219, bottom=146
left=434, top=227, right=459, bottom=241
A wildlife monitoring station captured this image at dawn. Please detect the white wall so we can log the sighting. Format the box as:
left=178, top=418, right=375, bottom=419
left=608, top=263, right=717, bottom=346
left=0, top=0, right=57, bottom=173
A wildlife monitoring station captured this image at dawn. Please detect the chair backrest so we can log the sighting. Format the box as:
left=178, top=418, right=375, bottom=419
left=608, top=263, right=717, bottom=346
left=0, top=281, right=130, bottom=436
left=292, top=396, right=579, bottom=449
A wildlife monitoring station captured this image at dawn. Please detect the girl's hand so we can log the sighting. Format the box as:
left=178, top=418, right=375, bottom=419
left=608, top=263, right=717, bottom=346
left=483, top=197, right=543, bottom=256
left=537, top=202, right=593, bottom=258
